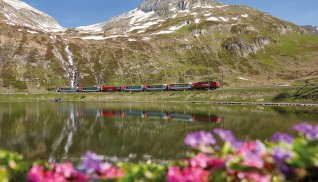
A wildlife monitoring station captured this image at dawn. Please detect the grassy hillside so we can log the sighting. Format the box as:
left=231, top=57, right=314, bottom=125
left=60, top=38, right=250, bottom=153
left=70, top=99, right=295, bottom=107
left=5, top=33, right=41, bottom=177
left=0, top=4, right=317, bottom=92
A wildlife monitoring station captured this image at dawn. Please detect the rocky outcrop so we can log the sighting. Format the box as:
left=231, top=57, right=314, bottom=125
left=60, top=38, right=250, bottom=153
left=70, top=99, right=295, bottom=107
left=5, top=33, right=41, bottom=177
left=139, top=0, right=218, bottom=14
left=302, top=25, right=318, bottom=35
left=223, top=36, right=270, bottom=57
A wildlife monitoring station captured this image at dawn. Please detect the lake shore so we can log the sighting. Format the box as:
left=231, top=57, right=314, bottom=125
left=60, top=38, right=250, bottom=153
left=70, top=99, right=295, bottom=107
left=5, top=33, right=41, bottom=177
left=0, top=87, right=317, bottom=106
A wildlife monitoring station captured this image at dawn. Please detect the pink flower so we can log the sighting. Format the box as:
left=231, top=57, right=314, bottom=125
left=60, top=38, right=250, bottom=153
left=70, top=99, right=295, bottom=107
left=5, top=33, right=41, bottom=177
left=54, top=163, right=88, bottom=181
left=28, top=164, right=88, bottom=182
left=54, top=163, right=76, bottom=178
left=43, top=171, right=67, bottom=182
left=167, top=166, right=183, bottom=182
left=236, top=140, right=267, bottom=169
left=242, top=153, right=264, bottom=168
left=238, top=140, right=266, bottom=155
left=189, top=153, right=224, bottom=170
left=27, top=166, right=45, bottom=182
left=100, top=167, right=125, bottom=179
left=167, top=166, right=209, bottom=182
left=238, top=172, right=271, bottom=182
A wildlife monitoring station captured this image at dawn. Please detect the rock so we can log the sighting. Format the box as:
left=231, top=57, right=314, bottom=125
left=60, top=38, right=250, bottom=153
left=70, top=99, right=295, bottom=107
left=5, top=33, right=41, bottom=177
left=139, top=0, right=218, bottom=14
left=223, top=36, right=270, bottom=57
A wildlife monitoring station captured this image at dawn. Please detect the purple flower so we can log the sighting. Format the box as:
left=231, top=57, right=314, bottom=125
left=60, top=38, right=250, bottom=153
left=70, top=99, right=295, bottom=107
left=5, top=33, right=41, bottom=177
left=272, top=147, right=294, bottom=176
left=307, top=125, right=318, bottom=139
left=293, top=123, right=312, bottom=134
left=293, top=123, right=318, bottom=140
left=82, top=151, right=101, bottom=173
left=213, top=129, right=243, bottom=149
left=270, top=132, right=293, bottom=144
left=237, top=140, right=267, bottom=169
left=184, top=131, right=215, bottom=149
left=82, top=151, right=111, bottom=174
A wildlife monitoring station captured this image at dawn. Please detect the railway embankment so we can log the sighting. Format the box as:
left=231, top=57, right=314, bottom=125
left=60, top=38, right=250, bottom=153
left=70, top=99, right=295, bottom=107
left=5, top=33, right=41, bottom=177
left=0, top=87, right=317, bottom=106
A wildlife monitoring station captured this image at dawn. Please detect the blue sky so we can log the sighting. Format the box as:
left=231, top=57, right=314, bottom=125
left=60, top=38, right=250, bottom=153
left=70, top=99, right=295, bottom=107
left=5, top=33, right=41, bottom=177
left=21, top=0, right=318, bottom=28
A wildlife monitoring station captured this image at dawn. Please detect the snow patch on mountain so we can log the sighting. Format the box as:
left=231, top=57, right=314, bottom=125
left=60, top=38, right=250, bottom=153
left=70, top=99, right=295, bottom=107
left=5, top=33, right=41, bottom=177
left=27, top=30, right=38, bottom=34
left=207, top=17, right=219, bottom=21
left=77, top=23, right=103, bottom=33
left=80, top=36, right=106, bottom=40
left=238, top=76, right=249, bottom=81
left=1, top=0, right=63, bottom=32
left=128, top=38, right=137, bottom=41
left=219, top=17, right=229, bottom=22
left=152, top=23, right=187, bottom=35
left=3, top=0, right=44, bottom=14
left=129, top=9, right=155, bottom=24
left=128, top=21, right=159, bottom=32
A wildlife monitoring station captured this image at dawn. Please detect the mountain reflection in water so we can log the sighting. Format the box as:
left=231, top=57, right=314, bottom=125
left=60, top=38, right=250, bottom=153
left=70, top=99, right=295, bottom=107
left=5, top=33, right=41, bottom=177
left=0, top=102, right=317, bottom=163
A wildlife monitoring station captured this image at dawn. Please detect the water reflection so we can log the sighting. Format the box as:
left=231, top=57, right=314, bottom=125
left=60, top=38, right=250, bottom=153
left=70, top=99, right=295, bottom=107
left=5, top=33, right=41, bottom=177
left=58, top=106, right=222, bottom=123
left=50, top=107, right=77, bottom=163
left=0, top=102, right=317, bottom=163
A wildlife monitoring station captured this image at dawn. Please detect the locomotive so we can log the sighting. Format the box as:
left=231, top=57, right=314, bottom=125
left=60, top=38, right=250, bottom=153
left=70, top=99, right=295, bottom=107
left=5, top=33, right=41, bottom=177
left=56, top=81, right=221, bottom=92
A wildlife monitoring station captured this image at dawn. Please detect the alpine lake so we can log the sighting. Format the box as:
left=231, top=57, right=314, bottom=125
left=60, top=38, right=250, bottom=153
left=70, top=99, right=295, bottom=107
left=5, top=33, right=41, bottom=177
left=0, top=102, right=317, bottom=164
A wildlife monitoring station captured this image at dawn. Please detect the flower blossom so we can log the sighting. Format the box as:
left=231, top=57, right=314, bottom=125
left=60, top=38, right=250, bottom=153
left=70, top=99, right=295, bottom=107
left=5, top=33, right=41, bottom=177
left=184, top=131, right=215, bottom=149
left=272, top=147, right=294, bottom=176
left=167, top=166, right=209, bottom=182
left=82, top=151, right=124, bottom=179
left=270, top=132, right=294, bottom=144
left=188, top=153, right=225, bottom=170
left=213, top=129, right=243, bottom=149
left=293, top=123, right=318, bottom=139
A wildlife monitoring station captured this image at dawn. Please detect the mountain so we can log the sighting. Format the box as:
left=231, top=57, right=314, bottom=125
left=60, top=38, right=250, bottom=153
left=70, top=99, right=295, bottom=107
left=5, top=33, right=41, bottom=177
left=0, top=0, right=318, bottom=92
left=0, top=0, right=63, bottom=32
left=303, top=25, right=318, bottom=35
left=76, top=0, right=220, bottom=34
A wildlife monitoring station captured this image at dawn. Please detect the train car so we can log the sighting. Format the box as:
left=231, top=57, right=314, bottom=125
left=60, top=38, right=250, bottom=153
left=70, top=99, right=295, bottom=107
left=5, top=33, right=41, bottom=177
left=170, top=113, right=195, bottom=122
left=124, top=85, right=146, bottom=92
left=100, top=86, right=124, bottom=92
left=209, top=81, right=221, bottom=89
left=191, top=81, right=221, bottom=90
left=56, top=87, right=78, bottom=92
left=79, top=87, right=100, bottom=92
left=193, top=114, right=222, bottom=123
left=170, top=83, right=192, bottom=91
left=146, top=84, right=169, bottom=91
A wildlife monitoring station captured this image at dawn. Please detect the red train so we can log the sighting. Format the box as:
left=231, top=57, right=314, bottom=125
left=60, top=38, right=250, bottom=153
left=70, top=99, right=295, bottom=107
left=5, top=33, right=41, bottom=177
left=56, top=81, right=221, bottom=92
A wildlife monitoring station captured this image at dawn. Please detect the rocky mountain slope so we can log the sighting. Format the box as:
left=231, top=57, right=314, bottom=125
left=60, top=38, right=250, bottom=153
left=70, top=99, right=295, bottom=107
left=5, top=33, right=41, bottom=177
left=0, top=0, right=318, bottom=92
left=303, top=25, right=318, bottom=35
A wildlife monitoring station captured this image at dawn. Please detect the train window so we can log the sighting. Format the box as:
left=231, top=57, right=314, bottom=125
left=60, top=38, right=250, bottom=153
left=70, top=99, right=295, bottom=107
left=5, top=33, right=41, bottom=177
left=148, top=85, right=164, bottom=88
left=172, top=84, right=191, bottom=88
left=126, top=86, right=141, bottom=89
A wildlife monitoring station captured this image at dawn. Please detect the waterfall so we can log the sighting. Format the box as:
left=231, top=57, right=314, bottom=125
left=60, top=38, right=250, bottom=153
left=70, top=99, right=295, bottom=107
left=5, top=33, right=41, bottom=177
left=65, top=45, right=76, bottom=88
left=52, top=43, right=77, bottom=88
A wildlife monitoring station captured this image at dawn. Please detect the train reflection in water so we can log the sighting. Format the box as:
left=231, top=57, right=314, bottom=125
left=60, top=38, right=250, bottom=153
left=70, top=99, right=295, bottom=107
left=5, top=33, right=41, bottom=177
left=103, top=110, right=221, bottom=123
left=58, top=107, right=221, bottom=123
